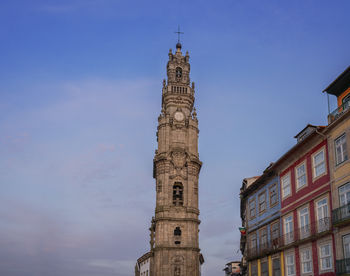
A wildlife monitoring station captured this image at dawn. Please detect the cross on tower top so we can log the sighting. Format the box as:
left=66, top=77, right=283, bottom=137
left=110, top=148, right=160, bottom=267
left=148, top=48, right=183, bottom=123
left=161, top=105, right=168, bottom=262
left=174, top=26, right=184, bottom=43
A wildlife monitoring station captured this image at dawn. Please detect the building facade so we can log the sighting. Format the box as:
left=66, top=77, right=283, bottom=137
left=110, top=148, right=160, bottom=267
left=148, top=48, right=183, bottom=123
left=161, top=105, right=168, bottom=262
left=135, top=252, right=153, bottom=276
left=240, top=176, right=260, bottom=276
left=243, top=172, right=282, bottom=276
left=278, top=126, right=334, bottom=276
left=240, top=65, right=350, bottom=276
left=324, top=66, right=350, bottom=275
left=224, top=261, right=242, bottom=276
left=135, top=42, right=204, bottom=276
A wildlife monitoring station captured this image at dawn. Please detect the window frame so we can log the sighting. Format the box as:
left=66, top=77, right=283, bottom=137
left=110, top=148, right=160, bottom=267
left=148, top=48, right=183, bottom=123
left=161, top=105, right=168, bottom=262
left=335, top=133, right=348, bottom=166
left=251, top=262, right=258, bottom=276
left=258, top=191, right=267, bottom=214
left=283, top=214, right=294, bottom=244
left=272, top=258, right=281, bottom=276
left=270, top=220, right=280, bottom=248
left=318, top=242, right=333, bottom=271
left=312, top=147, right=327, bottom=180
left=281, top=172, right=291, bottom=199
left=338, top=182, right=350, bottom=207
left=249, top=232, right=257, bottom=250
left=249, top=197, right=256, bottom=220
left=259, top=226, right=268, bottom=249
left=261, top=260, right=269, bottom=276
left=295, top=161, right=307, bottom=190
left=315, top=196, right=329, bottom=220
left=269, top=183, right=278, bottom=207
left=315, top=196, right=330, bottom=233
left=298, top=205, right=310, bottom=239
left=343, top=234, right=350, bottom=259
left=285, top=251, right=296, bottom=276
left=299, top=246, right=313, bottom=274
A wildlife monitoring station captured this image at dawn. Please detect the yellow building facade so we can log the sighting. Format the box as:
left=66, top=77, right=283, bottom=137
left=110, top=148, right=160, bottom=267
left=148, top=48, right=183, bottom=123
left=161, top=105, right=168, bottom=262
left=324, top=66, right=350, bottom=274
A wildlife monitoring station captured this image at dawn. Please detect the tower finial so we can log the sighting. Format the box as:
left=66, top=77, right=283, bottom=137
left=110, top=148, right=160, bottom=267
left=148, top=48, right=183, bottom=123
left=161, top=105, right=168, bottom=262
left=174, top=26, right=184, bottom=49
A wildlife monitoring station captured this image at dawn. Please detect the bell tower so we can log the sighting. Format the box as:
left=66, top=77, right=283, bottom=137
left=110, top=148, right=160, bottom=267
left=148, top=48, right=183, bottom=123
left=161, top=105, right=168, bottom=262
left=150, top=42, right=203, bottom=276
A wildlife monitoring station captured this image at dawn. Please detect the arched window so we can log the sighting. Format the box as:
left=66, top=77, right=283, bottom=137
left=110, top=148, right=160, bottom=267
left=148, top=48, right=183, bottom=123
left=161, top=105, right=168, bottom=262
left=173, top=182, right=183, bottom=206
left=174, top=227, right=181, bottom=236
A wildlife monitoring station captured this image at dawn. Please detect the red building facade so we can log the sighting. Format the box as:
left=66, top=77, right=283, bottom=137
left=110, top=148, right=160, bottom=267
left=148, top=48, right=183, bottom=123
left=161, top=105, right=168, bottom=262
left=278, top=129, right=335, bottom=276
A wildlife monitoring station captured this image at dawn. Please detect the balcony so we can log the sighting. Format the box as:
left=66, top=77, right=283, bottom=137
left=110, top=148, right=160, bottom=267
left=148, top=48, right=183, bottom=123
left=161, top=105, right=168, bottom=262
left=245, top=218, right=331, bottom=260
left=246, top=239, right=282, bottom=260
left=333, top=203, right=350, bottom=225
left=282, top=217, right=331, bottom=245
left=336, top=258, right=350, bottom=275
left=328, top=100, right=350, bottom=123
left=246, top=246, right=258, bottom=259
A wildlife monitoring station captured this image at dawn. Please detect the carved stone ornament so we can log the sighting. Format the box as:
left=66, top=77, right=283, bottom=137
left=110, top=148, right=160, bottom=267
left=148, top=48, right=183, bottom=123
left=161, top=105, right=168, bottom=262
left=172, top=151, right=186, bottom=169
left=172, top=255, right=184, bottom=264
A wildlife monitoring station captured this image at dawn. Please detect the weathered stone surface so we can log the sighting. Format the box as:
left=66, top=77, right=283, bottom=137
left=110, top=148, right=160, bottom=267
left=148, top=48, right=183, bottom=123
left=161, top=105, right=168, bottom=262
left=136, top=44, right=203, bottom=276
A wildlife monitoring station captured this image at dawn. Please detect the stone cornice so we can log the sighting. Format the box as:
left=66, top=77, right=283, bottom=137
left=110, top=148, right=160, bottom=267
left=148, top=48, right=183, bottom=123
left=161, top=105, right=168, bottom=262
left=154, top=217, right=200, bottom=224
left=153, top=246, right=200, bottom=252
left=155, top=205, right=200, bottom=215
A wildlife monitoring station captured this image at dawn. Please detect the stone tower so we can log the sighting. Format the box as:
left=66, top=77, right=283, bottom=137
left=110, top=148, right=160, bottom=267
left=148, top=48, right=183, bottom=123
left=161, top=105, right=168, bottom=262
left=151, top=42, right=203, bottom=276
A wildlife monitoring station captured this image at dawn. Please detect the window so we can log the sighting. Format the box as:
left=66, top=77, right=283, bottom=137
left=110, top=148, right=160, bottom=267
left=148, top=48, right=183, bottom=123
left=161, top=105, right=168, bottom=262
left=261, top=261, right=268, bottom=276
left=316, top=198, right=329, bottom=232
left=260, top=227, right=268, bottom=249
left=250, top=232, right=257, bottom=250
left=296, top=162, right=307, bottom=189
left=249, top=198, right=256, bottom=219
left=299, top=207, right=310, bottom=239
left=174, top=227, right=181, bottom=245
left=281, top=174, right=291, bottom=198
left=343, top=234, right=350, bottom=259
left=174, top=227, right=181, bottom=236
left=271, top=221, right=280, bottom=247
left=272, top=258, right=281, bottom=276
left=319, top=243, right=332, bottom=270
left=300, top=248, right=312, bottom=273
left=271, top=221, right=279, bottom=239
left=284, top=215, right=294, bottom=244
left=335, top=134, right=348, bottom=165
left=339, top=183, right=350, bottom=206
left=285, top=252, right=295, bottom=276
left=173, top=183, right=183, bottom=206
left=269, top=183, right=278, bottom=207
left=251, top=263, right=258, bottom=276
left=343, top=236, right=350, bottom=275
left=339, top=183, right=350, bottom=220
left=258, top=192, right=266, bottom=213
left=313, top=149, right=326, bottom=178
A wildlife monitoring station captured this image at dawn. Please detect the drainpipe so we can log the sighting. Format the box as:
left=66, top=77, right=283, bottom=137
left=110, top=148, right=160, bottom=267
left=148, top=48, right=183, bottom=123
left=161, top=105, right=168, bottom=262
left=327, top=92, right=330, bottom=115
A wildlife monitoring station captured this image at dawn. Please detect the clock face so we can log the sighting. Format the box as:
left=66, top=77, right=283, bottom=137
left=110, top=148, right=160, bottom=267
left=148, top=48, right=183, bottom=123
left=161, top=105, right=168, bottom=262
left=174, top=111, right=184, bottom=121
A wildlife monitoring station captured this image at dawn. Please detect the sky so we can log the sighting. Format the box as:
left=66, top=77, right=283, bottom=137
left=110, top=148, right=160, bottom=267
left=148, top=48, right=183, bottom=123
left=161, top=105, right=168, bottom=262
left=0, top=0, right=350, bottom=275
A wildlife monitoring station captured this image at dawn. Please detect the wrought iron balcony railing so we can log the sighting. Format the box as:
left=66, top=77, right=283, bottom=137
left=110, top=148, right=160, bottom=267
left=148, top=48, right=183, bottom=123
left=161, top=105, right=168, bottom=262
left=328, top=100, right=350, bottom=123
left=282, top=217, right=331, bottom=244
left=336, top=258, right=350, bottom=275
left=333, top=203, right=350, bottom=225
left=246, top=217, right=331, bottom=260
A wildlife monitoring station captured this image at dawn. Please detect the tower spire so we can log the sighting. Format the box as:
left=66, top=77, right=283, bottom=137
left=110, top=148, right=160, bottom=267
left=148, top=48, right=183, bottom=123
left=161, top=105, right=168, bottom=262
left=135, top=43, right=203, bottom=276
left=174, top=26, right=184, bottom=49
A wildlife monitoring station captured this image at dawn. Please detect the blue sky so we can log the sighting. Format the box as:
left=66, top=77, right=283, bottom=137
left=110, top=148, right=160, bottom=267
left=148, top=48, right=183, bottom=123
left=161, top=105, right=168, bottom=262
left=1, top=1, right=350, bottom=275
